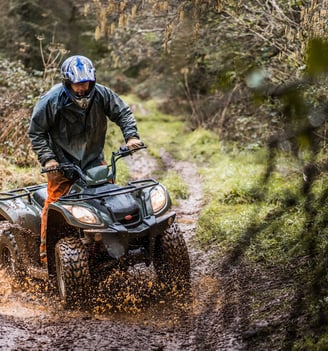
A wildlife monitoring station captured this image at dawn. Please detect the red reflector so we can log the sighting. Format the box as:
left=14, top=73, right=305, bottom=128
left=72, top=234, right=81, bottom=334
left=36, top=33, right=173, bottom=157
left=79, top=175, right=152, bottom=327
left=125, top=214, right=133, bottom=221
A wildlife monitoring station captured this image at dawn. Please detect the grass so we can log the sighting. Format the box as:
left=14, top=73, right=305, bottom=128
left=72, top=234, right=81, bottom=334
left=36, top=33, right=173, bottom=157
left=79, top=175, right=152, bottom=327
left=160, top=170, right=189, bottom=206
left=195, top=148, right=308, bottom=264
left=0, top=156, right=45, bottom=190
left=122, top=95, right=186, bottom=159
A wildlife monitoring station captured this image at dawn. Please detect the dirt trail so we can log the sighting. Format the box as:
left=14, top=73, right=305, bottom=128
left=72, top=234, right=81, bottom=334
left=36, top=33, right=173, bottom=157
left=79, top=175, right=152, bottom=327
left=158, top=148, right=244, bottom=350
left=0, top=148, right=248, bottom=351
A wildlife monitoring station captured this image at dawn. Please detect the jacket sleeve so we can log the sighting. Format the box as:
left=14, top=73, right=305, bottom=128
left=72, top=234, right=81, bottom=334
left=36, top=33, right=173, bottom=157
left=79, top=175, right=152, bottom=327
left=103, top=87, right=139, bottom=141
left=28, top=97, right=57, bottom=166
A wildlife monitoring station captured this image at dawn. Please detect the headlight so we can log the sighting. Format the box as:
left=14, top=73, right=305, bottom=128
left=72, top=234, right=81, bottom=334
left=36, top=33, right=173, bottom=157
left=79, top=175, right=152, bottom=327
left=150, top=185, right=167, bottom=214
left=62, top=205, right=101, bottom=224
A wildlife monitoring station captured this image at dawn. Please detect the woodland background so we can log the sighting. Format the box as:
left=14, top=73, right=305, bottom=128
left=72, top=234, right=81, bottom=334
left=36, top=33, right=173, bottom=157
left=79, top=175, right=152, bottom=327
left=1, top=0, right=328, bottom=165
left=2, top=2, right=328, bottom=349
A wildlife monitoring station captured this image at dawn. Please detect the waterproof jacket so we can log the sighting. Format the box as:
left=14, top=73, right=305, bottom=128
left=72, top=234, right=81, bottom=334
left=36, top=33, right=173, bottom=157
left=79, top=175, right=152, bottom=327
left=28, top=83, right=139, bottom=171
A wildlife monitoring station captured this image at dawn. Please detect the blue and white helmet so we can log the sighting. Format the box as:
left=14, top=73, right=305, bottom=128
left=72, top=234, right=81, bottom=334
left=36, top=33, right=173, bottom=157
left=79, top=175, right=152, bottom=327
left=61, top=55, right=96, bottom=109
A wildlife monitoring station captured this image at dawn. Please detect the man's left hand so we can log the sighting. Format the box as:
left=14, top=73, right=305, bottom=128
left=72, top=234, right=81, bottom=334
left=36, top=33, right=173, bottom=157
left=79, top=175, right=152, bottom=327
left=126, top=137, right=143, bottom=149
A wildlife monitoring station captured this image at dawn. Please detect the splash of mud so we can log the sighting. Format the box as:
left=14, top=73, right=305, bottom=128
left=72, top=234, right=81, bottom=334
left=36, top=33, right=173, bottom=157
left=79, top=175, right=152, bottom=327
left=0, top=269, right=50, bottom=319
left=92, top=268, right=192, bottom=320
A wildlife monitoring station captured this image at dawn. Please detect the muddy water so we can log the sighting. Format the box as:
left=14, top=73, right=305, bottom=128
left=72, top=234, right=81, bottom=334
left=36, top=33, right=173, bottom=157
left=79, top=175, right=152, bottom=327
left=0, top=267, right=241, bottom=350
left=0, top=150, right=244, bottom=351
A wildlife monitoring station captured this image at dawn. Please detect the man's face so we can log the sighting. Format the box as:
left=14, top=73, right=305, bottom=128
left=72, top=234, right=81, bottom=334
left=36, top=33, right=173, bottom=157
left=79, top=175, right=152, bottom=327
left=71, top=81, right=90, bottom=96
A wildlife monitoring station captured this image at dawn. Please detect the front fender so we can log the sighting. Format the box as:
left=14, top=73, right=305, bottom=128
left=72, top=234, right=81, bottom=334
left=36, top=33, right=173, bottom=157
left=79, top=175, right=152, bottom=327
left=0, top=198, right=41, bottom=235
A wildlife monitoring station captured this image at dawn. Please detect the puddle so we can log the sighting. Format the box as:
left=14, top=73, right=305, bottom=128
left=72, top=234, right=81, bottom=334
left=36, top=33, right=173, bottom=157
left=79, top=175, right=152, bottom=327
left=0, top=300, right=47, bottom=319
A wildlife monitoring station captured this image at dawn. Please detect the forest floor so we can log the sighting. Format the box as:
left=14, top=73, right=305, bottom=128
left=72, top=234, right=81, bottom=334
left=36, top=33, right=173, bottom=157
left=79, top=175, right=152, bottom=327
left=0, top=148, right=300, bottom=351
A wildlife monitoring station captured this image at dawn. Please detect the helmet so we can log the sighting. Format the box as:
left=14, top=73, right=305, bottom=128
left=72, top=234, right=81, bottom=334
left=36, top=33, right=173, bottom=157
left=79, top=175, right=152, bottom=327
left=61, top=55, right=96, bottom=109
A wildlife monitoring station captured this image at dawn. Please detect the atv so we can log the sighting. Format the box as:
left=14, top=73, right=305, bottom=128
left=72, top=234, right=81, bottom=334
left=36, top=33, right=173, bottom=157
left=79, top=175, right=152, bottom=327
left=0, top=145, right=190, bottom=307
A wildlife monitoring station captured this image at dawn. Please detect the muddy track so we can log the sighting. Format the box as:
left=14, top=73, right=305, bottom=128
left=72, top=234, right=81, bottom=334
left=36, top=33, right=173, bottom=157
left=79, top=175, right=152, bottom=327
left=0, top=149, right=295, bottom=350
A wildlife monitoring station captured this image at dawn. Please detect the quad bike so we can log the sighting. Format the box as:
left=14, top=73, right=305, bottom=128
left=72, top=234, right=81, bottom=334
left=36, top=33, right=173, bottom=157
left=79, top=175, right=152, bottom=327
left=0, top=145, right=190, bottom=307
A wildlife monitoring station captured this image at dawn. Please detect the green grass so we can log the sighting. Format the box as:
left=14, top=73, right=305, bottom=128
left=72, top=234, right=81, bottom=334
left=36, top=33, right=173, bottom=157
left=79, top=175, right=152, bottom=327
left=160, top=170, right=189, bottom=206
left=195, top=148, right=308, bottom=264
left=122, top=95, right=186, bottom=158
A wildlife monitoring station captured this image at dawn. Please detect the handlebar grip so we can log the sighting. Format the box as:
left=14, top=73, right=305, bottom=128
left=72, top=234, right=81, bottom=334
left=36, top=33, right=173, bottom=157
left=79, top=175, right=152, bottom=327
left=119, top=146, right=130, bottom=152
left=41, top=167, right=61, bottom=174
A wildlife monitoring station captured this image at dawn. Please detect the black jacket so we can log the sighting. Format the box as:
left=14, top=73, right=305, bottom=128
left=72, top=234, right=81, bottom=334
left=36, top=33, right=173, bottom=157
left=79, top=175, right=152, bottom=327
left=28, top=83, right=139, bottom=171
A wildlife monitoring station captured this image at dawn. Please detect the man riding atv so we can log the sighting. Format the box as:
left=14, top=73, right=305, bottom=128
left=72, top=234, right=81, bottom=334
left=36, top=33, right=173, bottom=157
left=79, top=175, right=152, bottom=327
left=28, top=55, right=143, bottom=266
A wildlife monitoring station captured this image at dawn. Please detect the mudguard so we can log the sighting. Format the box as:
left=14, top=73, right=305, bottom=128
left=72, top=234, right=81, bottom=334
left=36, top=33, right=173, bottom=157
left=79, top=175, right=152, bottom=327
left=0, top=197, right=41, bottom=235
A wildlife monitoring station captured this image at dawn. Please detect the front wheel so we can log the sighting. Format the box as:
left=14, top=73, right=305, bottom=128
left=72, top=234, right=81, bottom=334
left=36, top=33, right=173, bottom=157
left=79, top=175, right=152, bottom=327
left=153, top=222, right=191, bottom=292
left=55, top=237, right=90, bottom=308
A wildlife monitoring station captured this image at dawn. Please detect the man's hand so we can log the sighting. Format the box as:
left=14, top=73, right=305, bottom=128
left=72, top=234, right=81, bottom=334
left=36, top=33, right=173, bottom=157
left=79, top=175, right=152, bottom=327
left=45, top=159, right=59, bottom=171
left=126, top=137, right=143, bottom=149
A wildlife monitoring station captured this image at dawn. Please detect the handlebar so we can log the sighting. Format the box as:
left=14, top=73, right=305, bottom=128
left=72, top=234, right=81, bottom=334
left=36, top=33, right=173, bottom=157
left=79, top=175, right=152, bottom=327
left=41, top=144, right=147, bottom=183
left=111, top=144, right=147, bottom=182
left=113, top=143, right=147, bottom=158
left=41, top=162, right=84, bottom=175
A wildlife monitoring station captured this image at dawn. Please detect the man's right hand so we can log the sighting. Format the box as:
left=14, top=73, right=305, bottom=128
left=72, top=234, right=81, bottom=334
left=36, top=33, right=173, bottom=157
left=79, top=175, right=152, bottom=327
left=45, top=159, right=59, bottom=171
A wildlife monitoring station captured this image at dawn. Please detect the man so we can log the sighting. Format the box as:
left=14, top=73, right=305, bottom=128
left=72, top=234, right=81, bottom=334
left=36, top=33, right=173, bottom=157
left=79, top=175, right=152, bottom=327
left=28, top=55, right=142, bottom=265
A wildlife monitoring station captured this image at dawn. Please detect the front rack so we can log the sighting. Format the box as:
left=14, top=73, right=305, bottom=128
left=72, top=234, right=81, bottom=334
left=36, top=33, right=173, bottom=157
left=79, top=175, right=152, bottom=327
left=59, top=178, right=159, bottom=202
left=0, top=178, right=159, bottom=204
